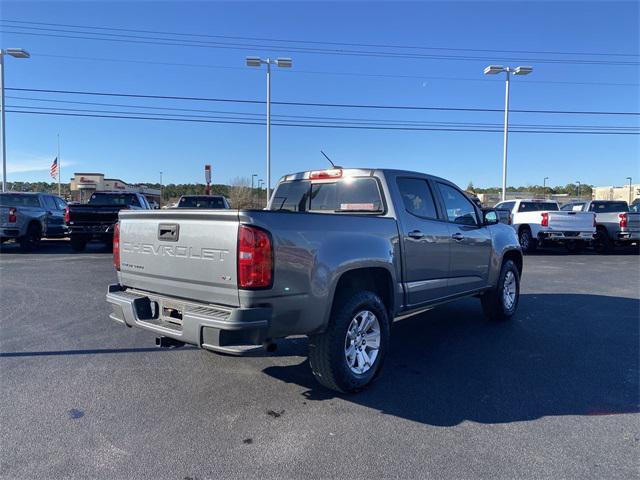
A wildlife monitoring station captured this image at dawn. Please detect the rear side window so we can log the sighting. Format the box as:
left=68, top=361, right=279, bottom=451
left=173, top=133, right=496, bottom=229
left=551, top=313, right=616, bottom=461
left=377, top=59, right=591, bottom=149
left=397, top=178, right=438, bottom=219
left=0, top=194, right=41, bottom=207
left=589, top=202, right=628, bottom=213
left=270, top=178, right=383, bottom=213
left=42, top=196, right=57, bottom=210
left=518, top=202, right=559, bottom=212
left=436, top=183, right=478, bottom=226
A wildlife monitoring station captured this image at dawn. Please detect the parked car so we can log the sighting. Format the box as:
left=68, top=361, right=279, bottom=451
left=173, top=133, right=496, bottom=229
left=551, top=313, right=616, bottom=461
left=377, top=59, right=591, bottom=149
left=106, top=167, right=523, bottom=393
left=0, top=192, right=68, bottom=251
left=175, top=195, right=230, bottom=209
left=561, top=200, right=640, bottom=252
left=495, top=199, right=595, bottom=253
left=66, top=191, right=152, bottom=251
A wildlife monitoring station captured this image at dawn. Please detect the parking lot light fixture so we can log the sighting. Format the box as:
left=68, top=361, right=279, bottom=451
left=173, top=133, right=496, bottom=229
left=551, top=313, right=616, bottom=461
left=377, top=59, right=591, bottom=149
left=543, top=177, right=549, bottom=198
left=1, top=48, right=30, bottom=192
left=246, top=56, right=293, bottom=206
left=627, top=176, right=633, bottom=204
left=484, top=64, right=534, bottom=202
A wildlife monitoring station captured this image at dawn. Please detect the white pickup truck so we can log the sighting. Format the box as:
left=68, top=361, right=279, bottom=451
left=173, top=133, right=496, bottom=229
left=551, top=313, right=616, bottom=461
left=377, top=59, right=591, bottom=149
left=495, top=199, right=595, bottom=253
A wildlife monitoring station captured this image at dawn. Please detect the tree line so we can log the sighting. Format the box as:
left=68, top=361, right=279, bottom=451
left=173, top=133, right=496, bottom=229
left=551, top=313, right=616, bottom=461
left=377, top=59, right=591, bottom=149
left=466, top=182, right=594, bottom=197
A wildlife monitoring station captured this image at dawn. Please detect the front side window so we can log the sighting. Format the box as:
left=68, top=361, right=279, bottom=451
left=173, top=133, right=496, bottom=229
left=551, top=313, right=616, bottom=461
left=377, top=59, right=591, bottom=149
left=54, top=197, right=67, bottom=210
left=437, top=183, right=478, bottom=226
left=396, top=178, right=438, bottom=219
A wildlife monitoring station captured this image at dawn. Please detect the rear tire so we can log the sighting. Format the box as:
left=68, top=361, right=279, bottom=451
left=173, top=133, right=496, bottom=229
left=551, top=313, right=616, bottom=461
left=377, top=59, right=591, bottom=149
left=481, top=259, right=520, bottom=321
left=593, top=227, right=613, bottom=254
left=518, top=227, right=537, bottom=253
left=70, top=236, right=88, bottom=252
left=19, top=223, right=42, bottom=251
left=308, top=291, right=390, bottom=393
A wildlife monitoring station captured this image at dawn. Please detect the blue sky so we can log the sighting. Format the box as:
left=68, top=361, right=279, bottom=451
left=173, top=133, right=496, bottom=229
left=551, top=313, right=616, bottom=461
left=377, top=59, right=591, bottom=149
left=2, top=0, right=638, bottom=189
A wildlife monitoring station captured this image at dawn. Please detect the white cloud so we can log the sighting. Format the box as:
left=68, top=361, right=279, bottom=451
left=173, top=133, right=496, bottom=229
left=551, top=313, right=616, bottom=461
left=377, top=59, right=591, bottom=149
left=3, top=152, right=76, bottom=174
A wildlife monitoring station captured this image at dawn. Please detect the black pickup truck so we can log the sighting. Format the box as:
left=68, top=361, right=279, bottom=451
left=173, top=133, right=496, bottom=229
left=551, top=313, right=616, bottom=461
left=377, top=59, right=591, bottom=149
left=66, top=192, right=151, bottom=251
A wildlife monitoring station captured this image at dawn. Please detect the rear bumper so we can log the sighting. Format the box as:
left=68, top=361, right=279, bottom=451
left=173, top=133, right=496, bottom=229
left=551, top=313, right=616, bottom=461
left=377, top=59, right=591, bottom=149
left=106, top=284, right=271, bottom=354
left=618, top=230, right=640, bottom=242
left=0, top=227, right=21, bottom=238
left=538, top=231, right=594, bottom=242
left=70, top=224, right=115, bottom=238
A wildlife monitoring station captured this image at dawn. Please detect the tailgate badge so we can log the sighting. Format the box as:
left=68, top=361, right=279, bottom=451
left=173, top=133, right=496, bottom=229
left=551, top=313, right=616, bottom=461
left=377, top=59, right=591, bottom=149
left=158, top=223, right=179, bottom=242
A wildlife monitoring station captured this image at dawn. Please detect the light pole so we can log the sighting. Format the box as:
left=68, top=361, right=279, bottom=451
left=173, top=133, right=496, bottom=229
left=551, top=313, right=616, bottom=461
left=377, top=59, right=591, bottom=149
left=159, top=171, right=163, bottom=208
left=576, top=181, right=581, bottom=199
left=258, top=179, right=264, bottom=192
left=484, top=65, right=533, bottom=202
left=246, top=56, right=292, bottom=206
left=543, top=177, right=549, bottom=199
left=1, top=48, right=30, bottom=192
left=627, top=176, right=633, bottom=205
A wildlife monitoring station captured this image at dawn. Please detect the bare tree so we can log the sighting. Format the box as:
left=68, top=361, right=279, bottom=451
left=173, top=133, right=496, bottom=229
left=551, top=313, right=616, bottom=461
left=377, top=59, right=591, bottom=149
left=228, top=176, right=261, bottom=209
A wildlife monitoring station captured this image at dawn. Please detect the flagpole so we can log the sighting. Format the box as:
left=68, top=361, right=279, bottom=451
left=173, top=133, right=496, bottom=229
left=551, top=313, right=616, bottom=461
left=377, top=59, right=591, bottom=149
left=57, top=133, right=61, bottom=196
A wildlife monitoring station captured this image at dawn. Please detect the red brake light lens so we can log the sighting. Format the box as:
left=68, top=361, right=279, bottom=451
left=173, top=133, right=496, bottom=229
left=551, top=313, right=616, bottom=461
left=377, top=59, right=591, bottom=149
left=8, top=207, right=17, bottom=223
left=619, top=213, right=628, bottom=228
left=113, top=222, right=121, bottom=271
left=238, top=225, right=273, bottom=289
left=64, top=207, right=70, bottom=223
left=309, top=169, right=342, bottom=180
left=541, top=212, right=549, bottom=227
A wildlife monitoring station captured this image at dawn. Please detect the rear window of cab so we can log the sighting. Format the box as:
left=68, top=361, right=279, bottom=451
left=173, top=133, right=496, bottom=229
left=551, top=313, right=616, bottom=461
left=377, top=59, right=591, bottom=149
left=270, top=177, right=384, bottom=213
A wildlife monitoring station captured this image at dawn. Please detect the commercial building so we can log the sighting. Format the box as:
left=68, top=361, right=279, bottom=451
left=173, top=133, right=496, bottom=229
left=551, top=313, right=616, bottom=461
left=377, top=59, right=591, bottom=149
left=69, top=173, right=161, bottom=204
left=593, top=184, right=639, bottom=204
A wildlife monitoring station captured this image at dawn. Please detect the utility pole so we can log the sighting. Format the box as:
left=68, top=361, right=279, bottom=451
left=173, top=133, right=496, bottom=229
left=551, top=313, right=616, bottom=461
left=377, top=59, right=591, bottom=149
left=543, top=176, right=549, bottom=200
left=159, top=171, right=163, bottom=208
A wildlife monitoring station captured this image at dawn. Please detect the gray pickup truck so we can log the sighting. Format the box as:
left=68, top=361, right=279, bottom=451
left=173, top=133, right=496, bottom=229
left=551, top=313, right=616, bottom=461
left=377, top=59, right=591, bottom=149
left=561, top=200, right=640, bottom=252
left=107, top=168, right=523, bottom=392
left=0, top=192, right=68, bottom=250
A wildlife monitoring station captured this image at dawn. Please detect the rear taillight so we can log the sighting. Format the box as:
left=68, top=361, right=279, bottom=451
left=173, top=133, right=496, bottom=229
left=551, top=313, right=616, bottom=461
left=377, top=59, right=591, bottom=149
left=619, top=213, right=628, bottom=228
left=238, top=225, right=273, bottom=289
left=541, top=212, right=549, bottom=227
left=8, top=207, right=17, bottom=223
left=113, top=222, right=121, bottom=271
left=64, top=207, right=70, bottom=224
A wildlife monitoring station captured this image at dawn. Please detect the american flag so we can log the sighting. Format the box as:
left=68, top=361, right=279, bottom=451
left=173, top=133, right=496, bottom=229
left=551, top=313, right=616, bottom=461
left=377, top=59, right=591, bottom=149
left=50, top=157, right=58, bottom=180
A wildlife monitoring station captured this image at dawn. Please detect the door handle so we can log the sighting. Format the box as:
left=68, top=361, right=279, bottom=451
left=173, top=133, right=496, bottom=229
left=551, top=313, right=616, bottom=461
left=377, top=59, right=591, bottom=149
left=451, top=232, right=464, bottom=241
left=408, top=230, right=424, bottom=239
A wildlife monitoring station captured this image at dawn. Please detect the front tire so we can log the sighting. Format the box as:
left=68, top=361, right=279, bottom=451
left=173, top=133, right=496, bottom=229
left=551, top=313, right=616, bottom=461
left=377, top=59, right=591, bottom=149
left=518, top=227, right=537, bottom=253
left=308, top=291, right=390, bottom=393
left=481, top=259, right=520, bottom=321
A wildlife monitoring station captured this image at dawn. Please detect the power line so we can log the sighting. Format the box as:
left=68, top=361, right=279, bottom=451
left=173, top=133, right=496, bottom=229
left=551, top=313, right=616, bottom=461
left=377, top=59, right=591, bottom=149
left=7, top=87, right=640, bottom=116
left=29, top=53, right=640, bottom=87
left=7, top=96, right=638, bottom=130
left=2, top=27, right=638, bottom=66
left=4, top=18, right=638, bottom=58
left=7, top=109, right=639, bottom=135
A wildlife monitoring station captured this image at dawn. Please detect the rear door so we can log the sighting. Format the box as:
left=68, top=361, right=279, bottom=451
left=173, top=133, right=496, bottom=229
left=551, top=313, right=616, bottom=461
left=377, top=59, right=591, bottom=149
left=118, top=210, right=241, bottom=306
left=394, top=176, right=451, bottom=306
left=42, top=195, right=65, bottom=236
left=435, top=182, right=492, bottom=294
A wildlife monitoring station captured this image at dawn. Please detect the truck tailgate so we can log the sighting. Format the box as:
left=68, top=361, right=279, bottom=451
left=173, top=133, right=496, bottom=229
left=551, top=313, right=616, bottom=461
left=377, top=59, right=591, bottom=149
left=69, top=205, right=124, bottom=224
left=628, top=213, right=640, bottom=233
left=118, top=209, right=240, bottom=307
left=548, top=211, right=594, bottom=231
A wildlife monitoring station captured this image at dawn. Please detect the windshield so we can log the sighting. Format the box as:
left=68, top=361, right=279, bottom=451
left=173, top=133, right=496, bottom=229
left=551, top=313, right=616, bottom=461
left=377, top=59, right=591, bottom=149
left=270, top=178, right=384, bottom=213
left=89, top=193, right=139, bottom=206
left=518, top=201, right=559, bottom=212
left=0, top=194, right=41, bottom=208
left=177, top=196, right=227, bottom=209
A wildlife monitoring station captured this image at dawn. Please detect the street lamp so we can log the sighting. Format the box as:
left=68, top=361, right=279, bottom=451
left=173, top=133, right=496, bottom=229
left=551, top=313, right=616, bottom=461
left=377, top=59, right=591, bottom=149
left=1, top=48, right=30, bottom=192
left=627, top=176, right=633, bottom=205
left=257, top=179, right=264, bottom=190
left=246, top=56, right=293, bottom=205
left=543, top=177, right=549, bottom=199
left=576, top=181, right=581, bottom=199
left=159, top=171, right=163, bottom=208
left=484, top=65, right=533, bottom=201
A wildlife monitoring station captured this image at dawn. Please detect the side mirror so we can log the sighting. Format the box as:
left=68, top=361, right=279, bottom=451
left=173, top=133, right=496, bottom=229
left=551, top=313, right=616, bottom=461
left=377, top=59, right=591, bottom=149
left=483, top=209, right=499, bottom=225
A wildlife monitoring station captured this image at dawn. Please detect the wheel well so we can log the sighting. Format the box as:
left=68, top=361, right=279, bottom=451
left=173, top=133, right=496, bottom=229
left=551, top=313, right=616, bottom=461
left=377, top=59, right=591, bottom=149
left=503, top=250, right=523, bottom=276
left=28, top=220, right=42, bottom=233
left=331, top=268, right=394, bottom=318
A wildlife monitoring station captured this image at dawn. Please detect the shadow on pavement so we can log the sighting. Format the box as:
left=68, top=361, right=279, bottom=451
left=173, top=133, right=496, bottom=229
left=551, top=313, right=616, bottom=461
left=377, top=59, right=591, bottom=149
left=0, top=239, right=111, bottom=255
left=0, top=346, right=199, bottom=357
left=263, top=293, right=640, bottom=426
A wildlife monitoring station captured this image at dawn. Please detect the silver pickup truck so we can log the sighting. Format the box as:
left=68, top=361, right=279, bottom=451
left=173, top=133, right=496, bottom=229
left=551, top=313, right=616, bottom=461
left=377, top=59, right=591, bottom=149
left=561, top=200, right=640, bottom=252
left=0, top=192, right=68, bottom=250
left=106, top=168, right=523, bottom=392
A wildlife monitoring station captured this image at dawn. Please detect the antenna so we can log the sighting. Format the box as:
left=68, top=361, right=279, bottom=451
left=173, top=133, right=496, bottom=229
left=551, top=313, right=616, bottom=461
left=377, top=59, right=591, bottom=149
left=320, top=150, right=342, bottom=169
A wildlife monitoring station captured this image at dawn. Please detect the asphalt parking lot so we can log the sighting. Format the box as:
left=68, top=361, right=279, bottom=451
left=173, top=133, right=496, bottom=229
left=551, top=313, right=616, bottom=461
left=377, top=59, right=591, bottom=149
left=1, top=240, right=638, bottom=479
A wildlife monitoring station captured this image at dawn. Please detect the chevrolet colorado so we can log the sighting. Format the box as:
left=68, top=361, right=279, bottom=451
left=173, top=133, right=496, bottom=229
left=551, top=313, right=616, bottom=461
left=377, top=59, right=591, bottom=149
left=106, top=168, right=523, bottom=392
